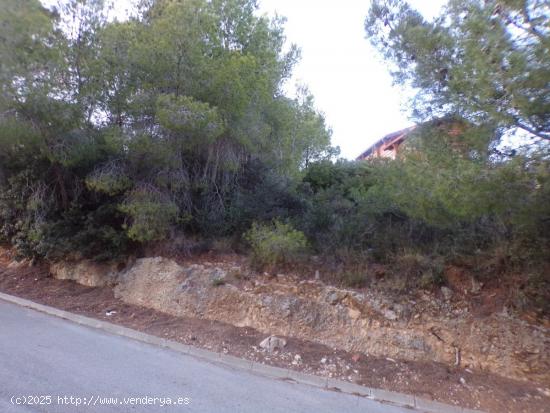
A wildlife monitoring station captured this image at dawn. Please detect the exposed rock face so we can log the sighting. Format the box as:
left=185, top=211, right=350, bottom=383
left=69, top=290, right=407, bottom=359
left=50, top=260, right=122, bottom=287
left=7, top=258, right=33, bottom=269
left=55, top=256, right=549, bottom=386
left=259, top=336, right=287, bottom=353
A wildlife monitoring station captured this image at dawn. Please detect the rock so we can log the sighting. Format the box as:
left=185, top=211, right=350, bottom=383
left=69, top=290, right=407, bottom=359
left=276, top=297, right=296, bottom=318
left=471, top=277, right=482, bottom=294
left=348, top=307, right=361, bottom=320
left=209, top=267, right=227, bottom=283
left=259, top=336, right=287, bottom=353
left=441, top=286, right=453, bottom=301
left=459, top=377, right=466, bottom=385
left=292, top=354, right=302, bottom=365
left=327, top=291, right=341, bottom=305
left=383, top=309, right=398, bottom=321
left=115, top=258, right=208, bottom=312
left=324, top=288, right=348, bottom=306
left=7, top=258, right=32, bottom=269
left=408, top=337, right=428, bottom=351
left=393, top=302, right=403, bottom=311
left=109, top=255, right=550, bottom=386
left=50, top=260, right=122, bottom=287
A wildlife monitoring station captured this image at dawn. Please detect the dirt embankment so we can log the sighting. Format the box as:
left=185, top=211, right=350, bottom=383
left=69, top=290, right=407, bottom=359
left=90, top=256, right=548, bottom=386
left=1, top=247, right=549, bottom=413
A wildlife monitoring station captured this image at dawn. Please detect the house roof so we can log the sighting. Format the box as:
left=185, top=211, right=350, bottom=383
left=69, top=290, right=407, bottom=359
left=356, top=125, right=416, bottom=160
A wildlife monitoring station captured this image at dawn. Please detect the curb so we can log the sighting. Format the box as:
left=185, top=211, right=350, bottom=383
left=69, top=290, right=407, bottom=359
left=0, top=292, right=485, bottom=413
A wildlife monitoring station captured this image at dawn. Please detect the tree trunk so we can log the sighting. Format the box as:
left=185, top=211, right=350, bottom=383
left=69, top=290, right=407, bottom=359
left=53, top=163, right=69, bottom=210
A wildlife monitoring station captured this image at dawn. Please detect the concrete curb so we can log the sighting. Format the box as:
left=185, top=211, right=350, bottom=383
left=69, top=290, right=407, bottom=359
left=0, top=292, right=485, bottom=413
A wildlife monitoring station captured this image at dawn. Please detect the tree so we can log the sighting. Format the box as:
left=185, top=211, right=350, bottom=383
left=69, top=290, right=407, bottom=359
left=0, top=0, right=335, bottom=258
left=0, top=0, right=61, bottom=104
left=365, top=0, right=550, bottom=142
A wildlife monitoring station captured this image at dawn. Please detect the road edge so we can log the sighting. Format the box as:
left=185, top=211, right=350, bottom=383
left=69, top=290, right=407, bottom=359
left=0, top=291, right=484, bottom=413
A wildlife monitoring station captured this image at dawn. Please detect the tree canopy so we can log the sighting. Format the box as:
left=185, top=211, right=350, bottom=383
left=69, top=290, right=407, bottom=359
left=365, top=0, right=550, bottom=142
left=0, top=0, right=334, bottom=255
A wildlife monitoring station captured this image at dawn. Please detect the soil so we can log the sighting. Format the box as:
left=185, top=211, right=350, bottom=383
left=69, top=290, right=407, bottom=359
left=1, top=257, right=549, bottom=413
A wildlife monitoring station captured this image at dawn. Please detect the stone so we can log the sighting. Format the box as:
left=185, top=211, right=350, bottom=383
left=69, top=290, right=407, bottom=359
left=7, top=258, right=32, bottom=269
left=327, top=291, right=340, bottom=305
left=348, top=307, right=361, bottom=320
left=408, top=337, right=428, bottom=351
left=441, top=286, right=453, bottom=301
left=259, top=336, right=287, bottom=353
left=471, top=277, right=482, bottom=294
left=50, top=260, right=122, bottom=287
left=207, top=267, right=227, bottom=284
left=324, top=288, right=348, bottom=306
left=383, top=309, right=398, bottom=321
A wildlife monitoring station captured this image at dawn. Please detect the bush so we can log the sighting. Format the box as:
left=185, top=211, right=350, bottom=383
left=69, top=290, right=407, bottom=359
left=391, top=253, right=445, bottom=291
left=299, top=160, right=375, bottom=253
left=119, top=185, right=179, bottom=243
left=34, top=205, right=130, bottom=261
left=338, top=271, right=368, bottom=288
left=226, top=159, right=305, bottom=235
left=244, top=220, right=308, bottom=270
left=85, top=161, right=132, bottom=196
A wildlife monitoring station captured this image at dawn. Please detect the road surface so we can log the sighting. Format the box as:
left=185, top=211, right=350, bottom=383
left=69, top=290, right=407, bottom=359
left=0, top=299, right=411, bottom=412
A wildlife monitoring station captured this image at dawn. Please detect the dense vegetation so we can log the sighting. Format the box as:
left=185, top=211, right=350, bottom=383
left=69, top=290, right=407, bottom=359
left=0, top=0, right=333, bottom=259
left=0, top=0, right=548, bottom=312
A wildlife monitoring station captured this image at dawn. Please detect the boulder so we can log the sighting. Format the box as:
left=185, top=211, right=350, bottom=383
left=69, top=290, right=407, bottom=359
left=50, top=260, right=122, bottom=287
left=259, top=336, right=287, bottom=353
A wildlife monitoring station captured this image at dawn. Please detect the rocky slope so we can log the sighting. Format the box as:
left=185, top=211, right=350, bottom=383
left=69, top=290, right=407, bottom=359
left=49, top=256, right=550, bottom=386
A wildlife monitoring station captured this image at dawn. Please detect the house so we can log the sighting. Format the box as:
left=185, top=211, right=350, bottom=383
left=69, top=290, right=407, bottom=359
left=356, top=117, right=468, bottom=161
left=356, top=126, right=416, bottom=160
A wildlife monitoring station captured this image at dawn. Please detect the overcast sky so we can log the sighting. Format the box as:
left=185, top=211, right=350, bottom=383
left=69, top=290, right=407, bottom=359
left=258, top=0, right=446, bottom=159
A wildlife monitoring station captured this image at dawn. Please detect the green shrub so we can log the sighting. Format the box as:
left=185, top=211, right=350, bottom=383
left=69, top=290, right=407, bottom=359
left=119, top=186, right=179, bottom=243
left=299, top=160, right=375, bottom=253
left=36, top=204, right=129, bottom=261
left=226, top=159, right=305, bottom=235
left=85, top=162, right=132, bottom=196
left=244, top=220, right=308, bottom=270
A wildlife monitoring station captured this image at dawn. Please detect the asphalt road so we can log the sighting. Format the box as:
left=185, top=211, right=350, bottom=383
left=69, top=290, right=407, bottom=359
left=0, top=299, right=411, bottom=413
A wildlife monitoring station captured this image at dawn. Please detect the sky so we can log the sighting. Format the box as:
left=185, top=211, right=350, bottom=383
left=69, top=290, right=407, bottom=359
left=258, top=0, right=446, bottom=159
